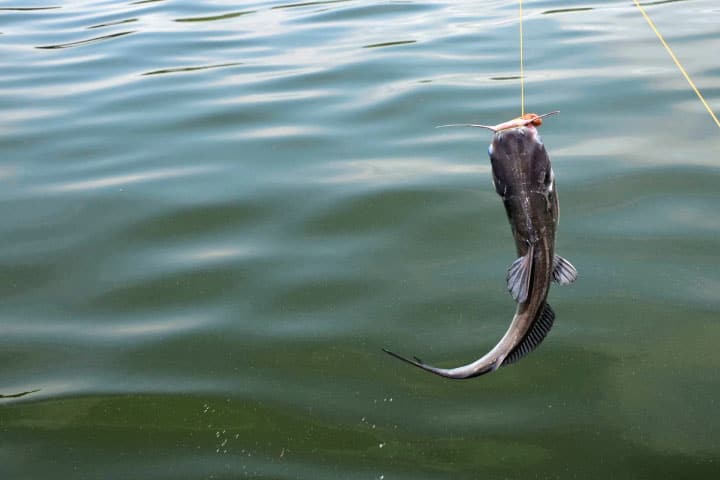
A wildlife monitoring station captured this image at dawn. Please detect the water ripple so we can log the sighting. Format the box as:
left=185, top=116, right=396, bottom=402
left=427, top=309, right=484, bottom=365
left=542, top=7, right=594, bottom=15
left=363, top=40, right=417, bottom=49
left=0, top=6, right=60, bottom=11
left=2, top=312, right=210, bottom=343
left=32, top=165, right=220, bottom=194
left=141, top=62, right=243, bottom=76
left=316, top=157, right=489, bottom=185
left=272, top=0, right=352, bottom=10
left=87, top=18, right=138, bottom=30
left=175, top=11, right=256, bottom=23
left=35, top=30, right=134, bottom=49
left=3, top=0, right=720, bottom=478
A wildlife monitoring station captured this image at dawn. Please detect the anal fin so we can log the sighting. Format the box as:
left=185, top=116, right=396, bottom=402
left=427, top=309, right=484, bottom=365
left=506, top=244, right=534, bottom=303
left=501, top=303, right=555, bottom=366
left=552, top=255, right=578, bottom=285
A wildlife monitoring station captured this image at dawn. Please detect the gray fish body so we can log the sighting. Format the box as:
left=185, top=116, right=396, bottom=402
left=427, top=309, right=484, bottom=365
left=487, top=126, right=557, bottom=366
left=491, top=126, right=557, bottom=261
left=384, top=125, right=575, bottom=379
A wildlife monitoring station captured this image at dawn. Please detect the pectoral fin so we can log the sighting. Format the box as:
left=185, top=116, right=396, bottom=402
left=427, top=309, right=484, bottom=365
left=552, top=255, right=577, bottom=285
left=506, top=244, right=534, bottom=303
left=502, top=303, right=555, bottom=366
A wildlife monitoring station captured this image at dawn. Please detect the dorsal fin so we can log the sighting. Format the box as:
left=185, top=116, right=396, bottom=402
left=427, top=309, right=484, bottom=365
left=501, top=303, right=555, bottom=366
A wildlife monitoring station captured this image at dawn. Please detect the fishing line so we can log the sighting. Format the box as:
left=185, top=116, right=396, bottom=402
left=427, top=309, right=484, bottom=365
left=632, top=0, right=720, bottom=129
left=519, top=0, right=525, bottom=116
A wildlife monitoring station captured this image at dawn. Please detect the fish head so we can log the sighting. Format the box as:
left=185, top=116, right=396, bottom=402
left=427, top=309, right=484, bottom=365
left=488, top=126, right=558, bottom=244
left=487, top=126, right=554, bottom=199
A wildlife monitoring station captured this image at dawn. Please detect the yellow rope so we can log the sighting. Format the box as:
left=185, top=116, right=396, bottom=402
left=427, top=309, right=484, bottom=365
left=519, top=0, right=525, bottom=116
left=632, top=0, right=720, bottom=129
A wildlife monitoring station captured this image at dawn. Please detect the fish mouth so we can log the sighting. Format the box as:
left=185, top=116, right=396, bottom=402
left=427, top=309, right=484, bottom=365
left=494, top=125, right=541, bottom=144
left=490, top=125, right=544, bottom=160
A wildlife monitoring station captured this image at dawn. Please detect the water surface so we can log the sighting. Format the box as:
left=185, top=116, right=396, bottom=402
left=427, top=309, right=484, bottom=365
left=2, top=0, right=720, bottom=478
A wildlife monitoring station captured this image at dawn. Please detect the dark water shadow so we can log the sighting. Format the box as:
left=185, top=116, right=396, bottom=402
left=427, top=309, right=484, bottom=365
left=0, top=6, right=60, bottom=11
left=87, top=18, right=137, bottom=29
left=141, top=62, right=243, bottom=76
left=0, top=389, right=40, bottom=399
left=542, top=7, right=594, bottom=15
left=640, top=0, right=693, bottom=6
left=490, top=75, right=522, bottom=81
left=272, top=0, right=351, bottom=10
left=36, top=31, right=134, bottom=49
left=363, top=40, right=416, bottom=49
left=175, top=11, right=255, bottom=22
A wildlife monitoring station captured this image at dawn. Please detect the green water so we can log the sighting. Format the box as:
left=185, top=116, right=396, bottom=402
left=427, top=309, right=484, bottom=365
left=2, top=0, right=719, bottom=478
